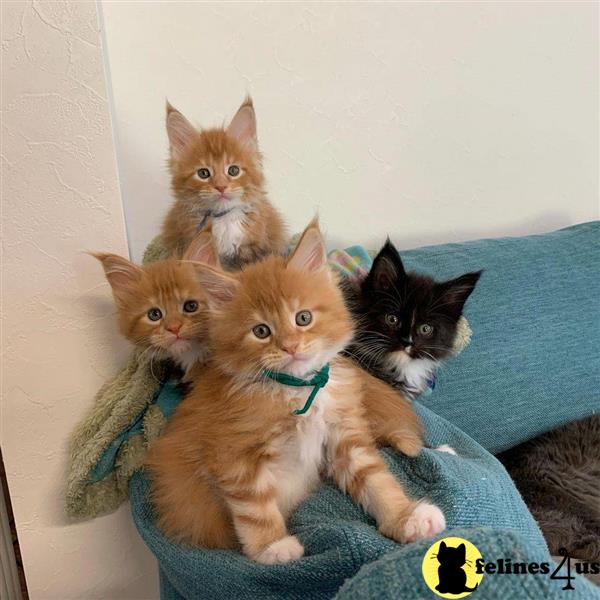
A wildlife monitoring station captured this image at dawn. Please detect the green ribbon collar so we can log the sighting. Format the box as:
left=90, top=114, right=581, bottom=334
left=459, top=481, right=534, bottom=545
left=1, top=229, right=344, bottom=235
left=261, top=363, right=330, bottom=415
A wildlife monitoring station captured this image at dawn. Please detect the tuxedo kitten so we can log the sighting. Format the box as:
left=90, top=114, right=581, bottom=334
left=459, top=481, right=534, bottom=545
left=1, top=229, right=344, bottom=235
left=162, top=97, right=286, bottom=267
left=343, top=240, right=481, bottom=397
left=147, top=221, right=444, bottom=562
left=93, top=233, right=218, bottom=375
left=498, top=415, right=600, bottom=564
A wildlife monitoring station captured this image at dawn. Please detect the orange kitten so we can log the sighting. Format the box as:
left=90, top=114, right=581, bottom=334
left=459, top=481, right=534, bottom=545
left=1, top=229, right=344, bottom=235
left=93, top=234, right=219, bottom=374
left=162, top=97, right=286, bottom=267
left=147, top=221, right=445, bottom=563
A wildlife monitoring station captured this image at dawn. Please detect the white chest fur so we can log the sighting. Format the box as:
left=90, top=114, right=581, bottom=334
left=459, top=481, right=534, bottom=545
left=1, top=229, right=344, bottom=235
left=388, top=353, right=437, bottom=393
left=211, top=209, right=247, bottom=258
left=272, top=391, right=330, bottom=517
left=174, top=343, right=207, bottom=375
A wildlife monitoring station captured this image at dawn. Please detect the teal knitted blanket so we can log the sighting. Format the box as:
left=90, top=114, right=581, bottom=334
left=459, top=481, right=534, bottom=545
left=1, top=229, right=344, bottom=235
left=130, top=399, right=600, bottom=598
left=126, top=224, right=600, bottom=599
left=119, top=223, right=600, bottom=598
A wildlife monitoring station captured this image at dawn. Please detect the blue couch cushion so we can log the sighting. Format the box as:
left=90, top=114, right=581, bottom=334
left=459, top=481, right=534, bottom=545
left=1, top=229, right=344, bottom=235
left=396, top=221, right=599, bottom=453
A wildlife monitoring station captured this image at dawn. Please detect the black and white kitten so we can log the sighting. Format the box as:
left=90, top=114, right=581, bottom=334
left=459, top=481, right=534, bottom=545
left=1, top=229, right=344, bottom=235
left=343, top=240, right=481, bottom=397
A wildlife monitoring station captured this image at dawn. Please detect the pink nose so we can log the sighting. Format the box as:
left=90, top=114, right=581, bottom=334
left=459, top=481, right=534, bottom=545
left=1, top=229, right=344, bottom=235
left=167, top=324, right=182, bottom=335
left=214, top=185, right=227, bottom=194
left=282, top=342, right=299, bottom=355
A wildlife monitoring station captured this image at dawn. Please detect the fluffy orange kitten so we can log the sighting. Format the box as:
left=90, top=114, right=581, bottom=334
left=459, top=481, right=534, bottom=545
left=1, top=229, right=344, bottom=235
left=94, top=234, right=219, bottom=374
left=162, top=97, right=286, bottom=267
left=147, top=221, right=445, bottom=564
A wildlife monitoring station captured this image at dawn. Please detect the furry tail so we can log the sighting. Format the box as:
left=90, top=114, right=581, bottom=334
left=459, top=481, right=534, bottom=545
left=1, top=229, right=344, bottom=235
left=464, top=583, right=479, bottom=591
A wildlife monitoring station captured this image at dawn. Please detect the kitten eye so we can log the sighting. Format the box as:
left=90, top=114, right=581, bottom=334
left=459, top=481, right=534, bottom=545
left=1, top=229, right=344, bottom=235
left=385, top=314, right=399, bottom=327
left=227, top=165, right=240, bottom=177
left=183, top=300, right=199, bottom=313
left=147, top=308, right=163, bottom=322
left=252, top=324, right=271, bottom=339
left=419, top=323, right=434, bottom=336
left=197, top=168, right=211, bottom=180
left=295, top=310, right=312, bottom=326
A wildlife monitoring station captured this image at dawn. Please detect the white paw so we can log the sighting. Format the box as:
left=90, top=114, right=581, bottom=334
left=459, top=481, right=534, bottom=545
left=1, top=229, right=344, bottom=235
left=402, top=502, right=446, bottom=543
left=436, top=444, right=457, bottom=455
left=255, top=535, right=304, bottom=565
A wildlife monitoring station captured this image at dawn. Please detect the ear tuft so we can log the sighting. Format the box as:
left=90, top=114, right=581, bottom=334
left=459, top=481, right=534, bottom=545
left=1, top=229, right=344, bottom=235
left=286, top=219, right=327, bottom=273
left=166, top=102, right=197, bottom=159
left=91, top=252, right=142, bottom=297
left=226, top=97, right=257, bottom=146
left=195, top=264, right=239, bottom=307
left=183, top=231, right=221, bottom=268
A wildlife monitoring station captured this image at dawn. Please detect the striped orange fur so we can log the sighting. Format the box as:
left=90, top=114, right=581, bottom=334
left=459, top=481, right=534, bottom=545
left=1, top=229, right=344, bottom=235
left=92, top=232, right=218, bottom=374
left=162, top=97, right=286, bottom=266
left=146, top=221, right=445, bottom=563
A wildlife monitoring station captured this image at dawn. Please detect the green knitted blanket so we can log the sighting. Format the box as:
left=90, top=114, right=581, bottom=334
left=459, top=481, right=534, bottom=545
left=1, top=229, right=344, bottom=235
left=65, top=238, right=170, bottom=518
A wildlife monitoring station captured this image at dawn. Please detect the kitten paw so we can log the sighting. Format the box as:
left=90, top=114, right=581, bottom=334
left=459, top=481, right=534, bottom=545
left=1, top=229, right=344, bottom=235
left=255, top=535, right=304, bottom=565
left=436, top=444, right=457, bottom=455
left=402, top=502, right=446, bottom=543
left=389, top=433, right=423, bottom=457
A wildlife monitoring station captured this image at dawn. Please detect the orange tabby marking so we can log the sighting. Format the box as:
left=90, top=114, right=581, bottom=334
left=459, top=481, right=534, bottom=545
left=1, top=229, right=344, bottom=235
left=162, top=97, right=286, bottom=266
left=92, top=233, right=218, bottom=373
left=147, top=221, right=445, bottom=562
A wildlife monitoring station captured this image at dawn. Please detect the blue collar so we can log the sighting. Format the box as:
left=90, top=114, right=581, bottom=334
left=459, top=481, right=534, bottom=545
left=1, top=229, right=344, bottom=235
left=421, top=374, right=437, bottom=397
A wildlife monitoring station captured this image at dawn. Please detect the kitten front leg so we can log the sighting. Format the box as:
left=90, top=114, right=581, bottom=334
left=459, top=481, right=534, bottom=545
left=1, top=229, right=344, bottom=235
left=329, top=421, right=445, bottom=543
left=219, top=467, right=304, bottom=564
left=359, top=370, right=424, bottom=456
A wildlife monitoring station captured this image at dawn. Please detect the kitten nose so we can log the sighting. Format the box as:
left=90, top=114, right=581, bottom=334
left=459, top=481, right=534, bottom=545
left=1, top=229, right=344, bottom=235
left=214, top=185, right=227, bottom=194
left=167, top=324, right=182, bottom=335
left=282, top=342, right=299, bottom=355
left=400, top=338, right=412, bottom=347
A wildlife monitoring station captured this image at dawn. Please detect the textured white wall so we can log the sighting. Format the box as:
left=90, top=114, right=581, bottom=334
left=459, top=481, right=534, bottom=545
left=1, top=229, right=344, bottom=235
left=101, top=1, right=599, bottom=262
left=2, top=2, right=158, bottom=598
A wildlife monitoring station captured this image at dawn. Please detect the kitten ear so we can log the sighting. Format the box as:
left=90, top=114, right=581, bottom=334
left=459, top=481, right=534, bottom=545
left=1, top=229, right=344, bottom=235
left=286, top=218, right=327, bottom=273
left=194, top=264, right=239, bottom=307
left=226, top=96, right=257, bottom=147
left=365, top=239, right=406, bottom=292
left=92, top=252, right=142, bottom=297
left=436, top=270, right=482, bottom=318
left=440, top=541, right=447, bottom=550
left=183, top=231, right=221, bottom=269
left=458, top=544, right=466, bottom=559
left=166, top=101, right=197, bottom=159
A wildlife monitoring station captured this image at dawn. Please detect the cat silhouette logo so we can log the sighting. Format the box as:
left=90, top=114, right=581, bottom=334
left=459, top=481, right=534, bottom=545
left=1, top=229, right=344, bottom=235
left=422, top=537, right=484, bottom=598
